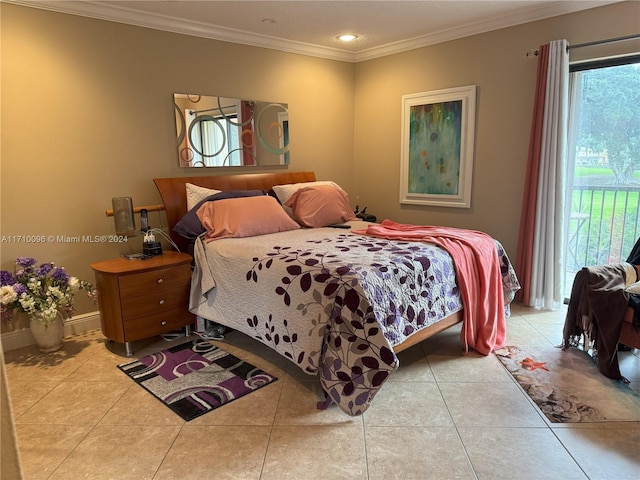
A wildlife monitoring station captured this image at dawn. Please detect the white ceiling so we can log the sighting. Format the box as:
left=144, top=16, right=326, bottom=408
left=7, top=0, right=618, bottom=62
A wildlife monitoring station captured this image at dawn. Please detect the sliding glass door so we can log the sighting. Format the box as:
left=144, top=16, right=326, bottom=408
left=564, top=56, right=640, bottom=297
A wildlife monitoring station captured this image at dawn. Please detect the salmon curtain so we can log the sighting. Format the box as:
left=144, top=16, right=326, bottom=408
left=515, top=40, right=569, bottom=310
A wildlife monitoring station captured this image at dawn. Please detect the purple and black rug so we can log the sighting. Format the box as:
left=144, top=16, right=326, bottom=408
left=118, top=338, right=278, bottom=421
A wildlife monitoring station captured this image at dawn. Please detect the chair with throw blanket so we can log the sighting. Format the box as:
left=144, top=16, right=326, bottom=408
left=621, top=237, right=640, bottom=350
left=563, top=237, right=640, bottom=382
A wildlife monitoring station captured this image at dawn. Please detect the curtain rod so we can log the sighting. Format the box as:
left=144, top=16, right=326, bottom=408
left=525, top=33, right=640, bottom=57
left=569, top=33, right=640, bottom=51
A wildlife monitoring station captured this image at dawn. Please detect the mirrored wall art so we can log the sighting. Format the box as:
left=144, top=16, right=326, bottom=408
left=174, top=93, right=289, bottom=167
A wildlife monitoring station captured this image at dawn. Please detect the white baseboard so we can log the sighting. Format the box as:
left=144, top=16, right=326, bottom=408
left=1, top=311, right=101, bottom=352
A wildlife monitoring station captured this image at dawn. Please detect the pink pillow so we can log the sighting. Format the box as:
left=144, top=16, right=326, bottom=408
left=284, top=185, right=357, bottom=227
left=197, top=196, right=300, bottom=241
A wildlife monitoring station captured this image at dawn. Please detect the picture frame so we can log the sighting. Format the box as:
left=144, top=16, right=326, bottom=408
left=400, top=85, right=476, bottom=208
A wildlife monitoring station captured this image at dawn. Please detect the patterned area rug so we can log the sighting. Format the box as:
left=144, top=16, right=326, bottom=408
left=495, top=345, right=640, bottom=423
left=118, top=338, right=277, bottom=421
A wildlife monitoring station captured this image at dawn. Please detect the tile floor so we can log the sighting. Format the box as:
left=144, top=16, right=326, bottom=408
left=3, top=304, right=640, bottom=480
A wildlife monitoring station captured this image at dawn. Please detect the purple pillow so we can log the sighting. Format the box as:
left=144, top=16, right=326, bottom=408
left=173, top=190, right=267, bottom=240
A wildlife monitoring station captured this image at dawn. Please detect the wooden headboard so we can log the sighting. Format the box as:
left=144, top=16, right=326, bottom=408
left=153, top=171, right=316, bottom=253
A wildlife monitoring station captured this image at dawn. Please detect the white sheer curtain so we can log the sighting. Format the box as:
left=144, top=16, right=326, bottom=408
left=564, top=72, right=582, bottom=270
left=516, top=39, right=570, bottom=310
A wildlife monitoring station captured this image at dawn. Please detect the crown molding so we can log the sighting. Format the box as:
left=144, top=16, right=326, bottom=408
left=4, top=0, right=618, bottom=63
left=4, top=0, right=357, bottom=62
left=353, top=0, right=618, bottom=62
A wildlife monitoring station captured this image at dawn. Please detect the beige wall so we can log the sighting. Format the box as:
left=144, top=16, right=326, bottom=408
left=353, top=1, right=640, bottom=258
left=1, top=2, right=639, bottom=323
left=0, top=3, right=355, bottom=321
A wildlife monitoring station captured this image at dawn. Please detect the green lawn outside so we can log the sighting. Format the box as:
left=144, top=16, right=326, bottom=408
left=574, top=166, right=640, bottom=181
left=569, top=166, right=640, bottom=266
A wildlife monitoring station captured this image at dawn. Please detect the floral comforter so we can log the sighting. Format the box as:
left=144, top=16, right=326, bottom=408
left=190, top=220, right=520, bottom=415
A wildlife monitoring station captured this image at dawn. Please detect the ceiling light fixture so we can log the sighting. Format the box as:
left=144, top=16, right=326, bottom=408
left=261, top=18, right=276, bottom=24
left=337, top=34, right=358, bottom=42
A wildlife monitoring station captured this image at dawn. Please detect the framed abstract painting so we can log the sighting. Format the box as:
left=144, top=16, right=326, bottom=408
left=400, top=85, right=476, bottom=208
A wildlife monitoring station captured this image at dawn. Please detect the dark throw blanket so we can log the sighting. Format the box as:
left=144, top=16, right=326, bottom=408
left=563, top=264, right=630, bottom=380
left=626, top=237, right=640, bottom=332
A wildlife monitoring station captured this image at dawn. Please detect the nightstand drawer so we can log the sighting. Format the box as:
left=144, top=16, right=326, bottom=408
left=118, top=264, right=191, bottom=298
left=121, top=286, right=190, bottom=320
left=122, top=308, right=192, bottom=342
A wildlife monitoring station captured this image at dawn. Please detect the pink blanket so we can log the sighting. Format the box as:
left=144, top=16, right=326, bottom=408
left=354, top=220, right=506, bottom=355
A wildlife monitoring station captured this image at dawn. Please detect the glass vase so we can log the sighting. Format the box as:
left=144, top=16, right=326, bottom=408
left=29, top=312, right=64, bottom=353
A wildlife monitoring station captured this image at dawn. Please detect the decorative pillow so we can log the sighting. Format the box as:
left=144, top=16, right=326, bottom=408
left=197, top=196, right=300, bottom=241
left=173, top=190, right=266, bottom=240
left=284, top=185, right=357, bottom=227
left=186, top=183, right=222, bottom=210
left=272, top=181, right=342, bottom=218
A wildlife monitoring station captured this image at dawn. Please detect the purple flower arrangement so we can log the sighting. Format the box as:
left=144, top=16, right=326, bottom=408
left=0, top=257, right=96, bottom=326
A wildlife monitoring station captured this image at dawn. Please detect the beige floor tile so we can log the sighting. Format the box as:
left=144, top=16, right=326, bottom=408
left=389, top=345, right=436, bottom=382
left=3, top=329, right=103, bottom=362
left=98, top=384, right=185, bottom=426
left=525, top=317, right=567, bottom=345
left=261, top=424, right=367, bottom=480
left=363, top=382, right=453, bottom=427
left=553, top=424, right=640, bottom=480
left=16, top=381, right=129, bottom=425
left=619, top=350, right=640, bottom=382
left=418, top=322, right=464, bottom=356
left=61, top=329, right=113, bottom=352
left=63, top=354, right=135, bottom=383
left=509, top=303, right=535, bottom=316
left=4, top=346, right=92, bottom=384
left=48, top=425, right=181, bottom=480
left=366, top=426, right=475, bottom=479
left=5, top=379, right=59, bottom=418
left=458, top=427, right=587, bottom=479
left=15, top=423, right=92, bottom=480
left=154, top=425, right=271, bottom=480
left=4, top=307, right=640, bottom=480
left=504, top=318, right=556, bottom=346
left=428, top=349, right=512, bottom=383
left=438, top=382, right=547, bottom=427
left=513, top=305, right=565, bottom=320
left=86, top=342, right=133, bottom=362
left=274, top=375, right=361, bottom=425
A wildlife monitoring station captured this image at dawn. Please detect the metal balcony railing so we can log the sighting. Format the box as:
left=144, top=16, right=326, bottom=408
left=566, top=185, right=640, bottom=294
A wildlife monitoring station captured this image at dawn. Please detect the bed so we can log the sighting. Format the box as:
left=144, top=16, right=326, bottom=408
left=154, top=171, right=520, bottom=415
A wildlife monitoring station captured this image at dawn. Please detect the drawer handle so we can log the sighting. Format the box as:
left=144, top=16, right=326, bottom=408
left=158, top=299, right=165, bottom=305
left=161, top=320, right=167, bottom=326
left=157, top=278, right=164, bottom=284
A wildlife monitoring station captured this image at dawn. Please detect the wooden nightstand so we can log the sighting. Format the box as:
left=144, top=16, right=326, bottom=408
left=90, top=251, right=194, bottom=356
